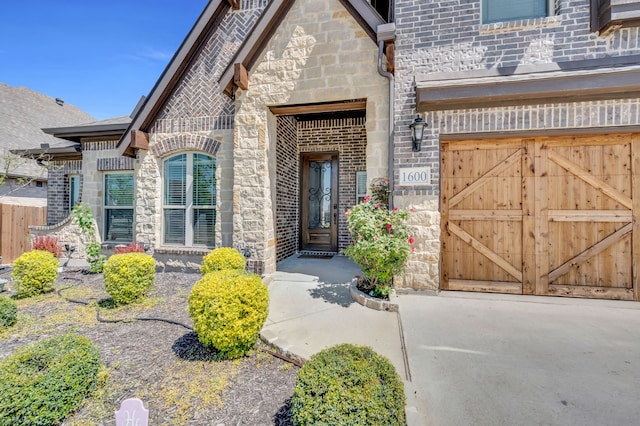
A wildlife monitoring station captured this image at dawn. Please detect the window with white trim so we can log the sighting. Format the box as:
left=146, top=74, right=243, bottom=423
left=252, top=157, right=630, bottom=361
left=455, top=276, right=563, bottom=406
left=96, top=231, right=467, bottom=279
left=104, top=173, right=134, bottom=243
left=163, top=153, right=216, bottom=247
left=483, top=0, right=553, bottom=24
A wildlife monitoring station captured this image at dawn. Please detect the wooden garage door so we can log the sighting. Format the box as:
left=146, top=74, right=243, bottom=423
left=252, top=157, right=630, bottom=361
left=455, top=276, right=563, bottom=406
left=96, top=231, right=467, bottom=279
left=441, top=134, right=640, bottom=301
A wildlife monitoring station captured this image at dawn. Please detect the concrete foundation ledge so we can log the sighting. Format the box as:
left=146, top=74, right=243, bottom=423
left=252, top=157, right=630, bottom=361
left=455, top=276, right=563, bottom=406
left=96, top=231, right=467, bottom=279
left=350, top=279, right=399, bottom=312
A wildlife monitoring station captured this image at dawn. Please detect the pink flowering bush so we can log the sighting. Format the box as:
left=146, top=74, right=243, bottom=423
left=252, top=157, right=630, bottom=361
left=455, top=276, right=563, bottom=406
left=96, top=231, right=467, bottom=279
left=344, top=193, right=413, bottom=298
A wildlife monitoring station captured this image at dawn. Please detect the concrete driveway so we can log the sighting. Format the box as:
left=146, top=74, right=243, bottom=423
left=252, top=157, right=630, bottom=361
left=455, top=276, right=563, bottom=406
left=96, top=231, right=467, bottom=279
left=400, top=292, right=640, bottom=426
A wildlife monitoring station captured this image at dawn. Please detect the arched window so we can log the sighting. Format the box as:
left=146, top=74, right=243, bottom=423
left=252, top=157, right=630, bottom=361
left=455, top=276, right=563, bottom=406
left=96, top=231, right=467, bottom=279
left=163, top=153, right=216, bottom=247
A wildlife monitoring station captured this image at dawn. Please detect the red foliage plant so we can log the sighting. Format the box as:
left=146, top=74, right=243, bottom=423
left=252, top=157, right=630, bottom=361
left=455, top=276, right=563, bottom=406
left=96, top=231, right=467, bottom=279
left=31, top=235, right=62, bottom=258
left=115, top=242, right=145, bottom=255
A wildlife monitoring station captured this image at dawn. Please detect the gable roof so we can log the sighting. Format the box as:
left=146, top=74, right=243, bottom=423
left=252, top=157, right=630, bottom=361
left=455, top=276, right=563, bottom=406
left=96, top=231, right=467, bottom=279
left=219, top=0, right=385, bottom=95
left=117, top=0, right=231, bottom=157
left=43, top=116, right=131, bottom=143
left=117, top=0, right=383, bottom=157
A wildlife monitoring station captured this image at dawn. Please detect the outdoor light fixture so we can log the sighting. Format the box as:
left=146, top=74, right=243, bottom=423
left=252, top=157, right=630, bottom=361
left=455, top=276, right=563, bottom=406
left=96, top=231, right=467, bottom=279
left=409, top=115, right=427, bottom=152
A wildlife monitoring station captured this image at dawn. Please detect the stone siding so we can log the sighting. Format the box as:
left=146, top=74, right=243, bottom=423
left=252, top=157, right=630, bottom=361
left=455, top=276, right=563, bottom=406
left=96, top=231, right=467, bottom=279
left=124, top=1, right=268, bottom=273
left=234, top=0, right=389, bottom=274
left=392, top=0, right=640, bottom=291
left=135, top=129, right=234, bottom=256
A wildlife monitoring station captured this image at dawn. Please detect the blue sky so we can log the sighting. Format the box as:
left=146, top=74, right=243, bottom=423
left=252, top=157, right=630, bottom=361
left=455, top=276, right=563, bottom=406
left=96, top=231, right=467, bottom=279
left=1, top=1, right=209, bottom=120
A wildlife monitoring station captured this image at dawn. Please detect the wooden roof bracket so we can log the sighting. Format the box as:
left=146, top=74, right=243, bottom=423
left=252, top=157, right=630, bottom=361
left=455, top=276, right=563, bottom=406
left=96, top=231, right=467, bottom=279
left=234, top=63, right=249, bottom=91
left=227, top=0, right=240, bottom=10
left=130, top=130, right=150, bottom=150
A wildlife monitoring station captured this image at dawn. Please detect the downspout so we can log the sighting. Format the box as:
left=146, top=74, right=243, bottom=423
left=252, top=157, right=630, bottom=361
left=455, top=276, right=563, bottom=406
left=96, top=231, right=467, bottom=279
left=377, top=24, right=396, bottom=210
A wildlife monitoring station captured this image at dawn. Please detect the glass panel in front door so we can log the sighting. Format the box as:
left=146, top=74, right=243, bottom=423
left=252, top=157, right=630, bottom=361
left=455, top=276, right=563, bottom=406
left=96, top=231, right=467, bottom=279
left=308, top=160, right=332, bottom=229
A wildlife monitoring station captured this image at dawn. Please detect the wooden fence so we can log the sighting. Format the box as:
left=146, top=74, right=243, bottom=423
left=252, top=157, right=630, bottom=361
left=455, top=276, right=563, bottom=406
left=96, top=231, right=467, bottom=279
left=0, top=202, right=47, bottom=264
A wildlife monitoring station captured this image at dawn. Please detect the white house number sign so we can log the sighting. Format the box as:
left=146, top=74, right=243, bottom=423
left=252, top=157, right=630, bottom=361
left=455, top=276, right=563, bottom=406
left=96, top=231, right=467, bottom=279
left=399, top=167, right=431, bottom=186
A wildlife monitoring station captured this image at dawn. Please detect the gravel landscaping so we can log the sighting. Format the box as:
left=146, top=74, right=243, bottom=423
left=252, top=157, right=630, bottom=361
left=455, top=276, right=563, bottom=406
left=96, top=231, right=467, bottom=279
left=0, top=269, right=297, bottom=425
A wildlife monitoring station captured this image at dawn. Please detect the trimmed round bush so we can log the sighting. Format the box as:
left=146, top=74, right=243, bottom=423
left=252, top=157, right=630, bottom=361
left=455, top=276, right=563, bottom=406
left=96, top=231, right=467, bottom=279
left=0, top=334, right=101, bottom=426
left=291, top=344, right=406, bottom=426
left=201, top=247, right=246, bottom=275
left=104, top=252, right=155, bottom=305
left=188, top=269, right=268, bottom=359
left=0, top=296, right=17, bottom=328
left=12, top=249, right=59, bottom=297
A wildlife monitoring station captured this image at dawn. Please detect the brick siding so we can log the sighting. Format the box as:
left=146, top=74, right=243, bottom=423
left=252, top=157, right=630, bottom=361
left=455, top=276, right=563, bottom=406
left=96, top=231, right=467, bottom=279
left=46, top=160, right=81, bottom=225
left=296, top=116, right=367, bottom=252
left=276, top=116, right=299, bottom=261
left=393, top=0, right=640, bottom=197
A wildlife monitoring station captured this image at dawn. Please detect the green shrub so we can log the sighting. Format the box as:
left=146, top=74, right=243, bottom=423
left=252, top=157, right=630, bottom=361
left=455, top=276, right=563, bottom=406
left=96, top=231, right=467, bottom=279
left=0, top=334, right=101, bottom=426
left=0, top=296, right=17, bottom=328
left=188, top=269, right=268, bottom=359
left=291, top=344, right=406, bottom=426
left=200, top=247, right=246, bottom=275
left=12, top=250, right=59, bottom=297
left=86, top=242, right=106, bottom=274
left=103, top=252, right=155, bottom=305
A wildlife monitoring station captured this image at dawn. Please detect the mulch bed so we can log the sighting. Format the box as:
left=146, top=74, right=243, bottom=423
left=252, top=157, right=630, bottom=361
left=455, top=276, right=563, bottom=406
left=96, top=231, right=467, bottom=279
left=0, top=269, right=297, bottom=425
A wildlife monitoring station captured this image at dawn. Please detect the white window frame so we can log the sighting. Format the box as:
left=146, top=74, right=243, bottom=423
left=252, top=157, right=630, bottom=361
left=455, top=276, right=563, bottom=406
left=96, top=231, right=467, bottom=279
left=482, top=0, right=555, bottom=24
left=162, top=152, right=216, bottom=248
left=104, top=172, right=135, bottom=243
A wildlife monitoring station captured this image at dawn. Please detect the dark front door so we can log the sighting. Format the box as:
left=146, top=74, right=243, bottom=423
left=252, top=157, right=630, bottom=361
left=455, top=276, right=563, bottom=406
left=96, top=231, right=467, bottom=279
left=301, top=153, right=338, bottom=252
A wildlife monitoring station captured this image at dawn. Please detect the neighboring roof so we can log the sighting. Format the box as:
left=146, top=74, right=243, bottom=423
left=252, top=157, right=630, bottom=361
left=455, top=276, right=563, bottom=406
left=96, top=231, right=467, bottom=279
left=0, top=195, right=47, bottom=208
left=117, top=0, right=383, bottom=157
left=0, top=83, right=94, bottom=178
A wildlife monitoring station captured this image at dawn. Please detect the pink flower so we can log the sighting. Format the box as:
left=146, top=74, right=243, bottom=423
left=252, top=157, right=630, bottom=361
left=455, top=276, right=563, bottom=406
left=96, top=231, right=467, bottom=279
left=410, top=208, right=415, bottom=213
left=376, top=204, right=380, bottom=209
left=411, top=247, right=415, bottom=253
left=386, top=224, right=392, bottom=230
left=364, top=195, right=371, bottom=203
left=393, top=207, right=398, bottom=211
left=408, top=236, right=414, bottom=244
left=345, top=210, right=350, bottom=217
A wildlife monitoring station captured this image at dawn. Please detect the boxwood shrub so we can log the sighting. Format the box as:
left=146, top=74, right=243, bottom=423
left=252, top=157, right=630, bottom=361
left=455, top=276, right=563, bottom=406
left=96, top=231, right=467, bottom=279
left=200, top=247, right=246, bottom=275
left=12, top=249, right=59, bottom=297
left=104, top=252, right=155, bottom=305
left=0, top=334, right=101, bottom=426
left=188, top=269, right=268, bottom=359
left=291, top=344, right=406, bottom=426
left=0, top=296, right=17, bottom=328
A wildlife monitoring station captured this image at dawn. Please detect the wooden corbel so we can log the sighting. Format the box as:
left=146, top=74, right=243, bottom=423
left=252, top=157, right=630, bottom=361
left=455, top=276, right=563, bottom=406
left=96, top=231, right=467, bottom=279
left=130, top=130, right=150, bottom=150
left=227, top=0, right=240, bottom=10
left=234, top=63, right=249, bottom=91
left=385, top=41, right=395, bottom=75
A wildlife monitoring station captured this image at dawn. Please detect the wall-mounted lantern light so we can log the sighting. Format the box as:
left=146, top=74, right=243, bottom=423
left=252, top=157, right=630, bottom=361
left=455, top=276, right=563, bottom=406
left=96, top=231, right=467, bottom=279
left=409, top=115, right=427, bottom=152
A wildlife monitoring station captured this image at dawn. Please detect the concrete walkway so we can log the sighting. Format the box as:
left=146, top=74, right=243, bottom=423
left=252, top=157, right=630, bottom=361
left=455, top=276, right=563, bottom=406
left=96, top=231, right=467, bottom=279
left=261, top=255, right=407, bottom=378
left=263, top=255, right=640, bottom=425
